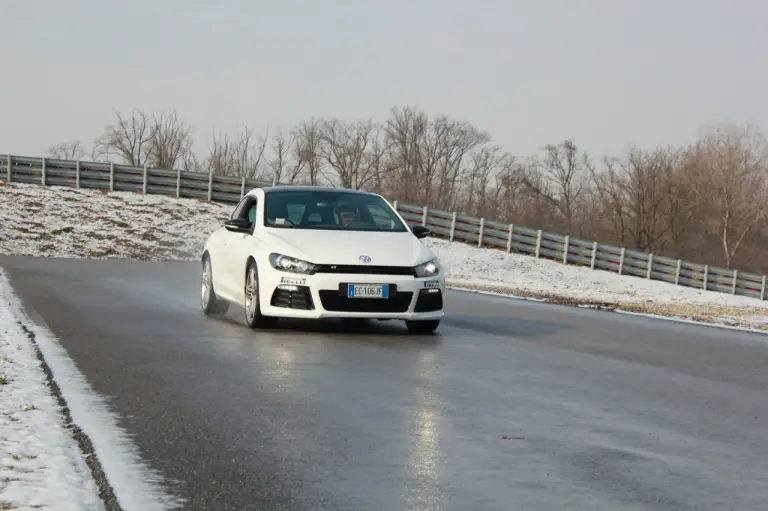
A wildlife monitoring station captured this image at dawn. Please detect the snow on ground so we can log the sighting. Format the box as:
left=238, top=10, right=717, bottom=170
left=0, top=183, right=225, bottom=261
left=1, top=182, right=767, bottom=331
left=434, top=236, right=768, bottom=331
left=0, top=269, right=183, bottom=511
left=434, top=236, right=768, bottom=309
left=0, top=274, right=103, bottom=510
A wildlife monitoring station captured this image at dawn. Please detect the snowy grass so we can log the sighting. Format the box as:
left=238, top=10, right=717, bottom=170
left=0, top=274, right=103, bottom=510
left=0, top=183, right=225, bottom=261
left=2, top=182, right=767, bottom=331
left=430, top=237, right=768, bottom=330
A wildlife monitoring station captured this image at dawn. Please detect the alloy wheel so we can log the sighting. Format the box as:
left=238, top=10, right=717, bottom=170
left=201, top=259, right=212, bottom=309
left=245, top=266, right=258, bottom=321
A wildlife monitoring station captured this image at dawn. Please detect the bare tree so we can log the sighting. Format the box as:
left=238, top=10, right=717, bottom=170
left=93, top=108, right=195, bottom=170
left=235, top=126, right=268, bottom=179
left=525, top=140, right=589, bottom=232
left=204, top=127, right=268, bottom=178
left=430, top=115, right=491, bottom=211
left=145, top=109, right=194, bottom=169
left=383, top=106, right=429, bottom=202
left=487, top=159, right=553, bottom=229
left=267, top=129, right=288, bottom=185
left=605, top=146, right=681, bottom=251
left=317, top=118, right=384, bottom=190
left=383, top=106, right=489, bottom=208
left=93, top=109, right=154, bottom=166
left=204, top=129, right=237, bottom=175
left=46, top=141, right=86, bottom=160
left=587, top=156, right=629, bottom=245
left=267, top=129, right=304, bottom=185
left=463, top=145, right=514, bottom=217
left=180, top=149, right=203, bottom=173
left=363, top=131, right=392, bottom=194
left=689, top=123, right=768, bottom=268
left=292, top=118, right=327, bottom=185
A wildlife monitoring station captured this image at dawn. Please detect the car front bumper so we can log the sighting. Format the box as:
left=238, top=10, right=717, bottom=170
left=258, top=268, right=445, bottom=320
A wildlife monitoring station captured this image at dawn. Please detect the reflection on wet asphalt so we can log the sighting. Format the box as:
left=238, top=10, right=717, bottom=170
left=2, top=256, right=768, bottom=510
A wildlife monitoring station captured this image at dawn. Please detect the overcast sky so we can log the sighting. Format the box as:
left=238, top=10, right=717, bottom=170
left=2, top=0, right=766, bottom=160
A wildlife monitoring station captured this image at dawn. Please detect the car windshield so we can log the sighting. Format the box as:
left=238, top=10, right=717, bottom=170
left=263, top=190, right=408, bottom=232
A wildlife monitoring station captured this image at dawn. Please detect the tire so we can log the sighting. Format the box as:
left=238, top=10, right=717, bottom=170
left=244, top=261, right=277, bottom=329
left=405, top=319, right=440, bottom=334
left=201, top=255, right=229, bottom=316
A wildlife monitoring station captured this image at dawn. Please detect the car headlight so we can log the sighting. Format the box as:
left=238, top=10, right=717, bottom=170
left=414, top=258, right=440, bottom=278
left=268, top=253, right=316, bottom=274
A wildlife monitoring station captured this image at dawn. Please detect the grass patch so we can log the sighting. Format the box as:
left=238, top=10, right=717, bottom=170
left=50, top=226, right=75, bottom=235
left=106, top=219, right=131, bottom=229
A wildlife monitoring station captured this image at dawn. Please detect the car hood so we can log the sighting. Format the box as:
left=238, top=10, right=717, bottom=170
left=261, top=229, right=436, bottom=266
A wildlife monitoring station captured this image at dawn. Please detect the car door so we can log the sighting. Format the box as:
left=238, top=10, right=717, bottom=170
left=221, top=195, right=259, bottom=301
left=206, top=200, right=240, bottom=298
left=211, top=196, right=254, bottom=299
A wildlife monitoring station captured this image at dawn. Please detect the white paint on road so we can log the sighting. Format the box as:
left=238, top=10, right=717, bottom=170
left=0, top=271, right=183, bottom=510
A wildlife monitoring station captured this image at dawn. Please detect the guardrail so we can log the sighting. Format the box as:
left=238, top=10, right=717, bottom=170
left=0, top=154, right=272, bottom=203
left=2, top=153, right=766, bottom=301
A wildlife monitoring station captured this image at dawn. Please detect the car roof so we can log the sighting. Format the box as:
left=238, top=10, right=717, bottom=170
left=259, top=185, right=380, bottom=197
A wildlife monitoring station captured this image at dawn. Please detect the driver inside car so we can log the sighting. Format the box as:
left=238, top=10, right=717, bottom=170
left=336, top=201, right=360, bottom=226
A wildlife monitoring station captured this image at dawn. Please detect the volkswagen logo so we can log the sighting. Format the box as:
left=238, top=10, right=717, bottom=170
left=358, top=255, right=372, bottom=263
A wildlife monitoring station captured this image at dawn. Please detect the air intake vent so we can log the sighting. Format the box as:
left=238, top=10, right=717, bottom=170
left=312, top=265, right=416, bottom=276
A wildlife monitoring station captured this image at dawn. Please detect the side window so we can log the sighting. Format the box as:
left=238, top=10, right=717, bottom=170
left=231, top=197, right=251, bottom=220
left=231, top=196, right=258, bottom=228
left=247, top=201, right=257, bottom=225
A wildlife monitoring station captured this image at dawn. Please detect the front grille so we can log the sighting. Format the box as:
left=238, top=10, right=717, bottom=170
left=312, top=264, right=416, bottom=277
left=414, top=289, right=443, bottom=312
left=319, top=290, right=413, bottom=313
left=270, top=286, right=314, bottom=310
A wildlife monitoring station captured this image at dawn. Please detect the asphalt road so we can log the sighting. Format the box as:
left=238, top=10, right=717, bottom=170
left=2, top=256, right=768, bottom=511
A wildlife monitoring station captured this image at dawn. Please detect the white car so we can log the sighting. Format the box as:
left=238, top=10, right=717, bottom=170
left=200, top=186, right=445, bottom=333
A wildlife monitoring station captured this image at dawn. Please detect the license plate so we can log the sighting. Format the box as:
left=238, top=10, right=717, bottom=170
left=348, top=284, right=389, bottom=299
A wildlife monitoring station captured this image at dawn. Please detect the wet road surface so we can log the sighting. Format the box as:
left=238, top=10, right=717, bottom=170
left=2, top=256, right=768, bottom=510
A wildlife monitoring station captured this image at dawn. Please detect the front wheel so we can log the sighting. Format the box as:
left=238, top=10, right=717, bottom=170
left=244, top=262, right=277, bottom=329
left=201, top=256, right=229, bottom=315
left=405, top=319, right=440, bottom=334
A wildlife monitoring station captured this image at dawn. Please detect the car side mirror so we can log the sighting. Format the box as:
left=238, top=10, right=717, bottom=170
left=411, top=225, right=430, bottom=239
left=223, top=218, right=251, bottom=233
